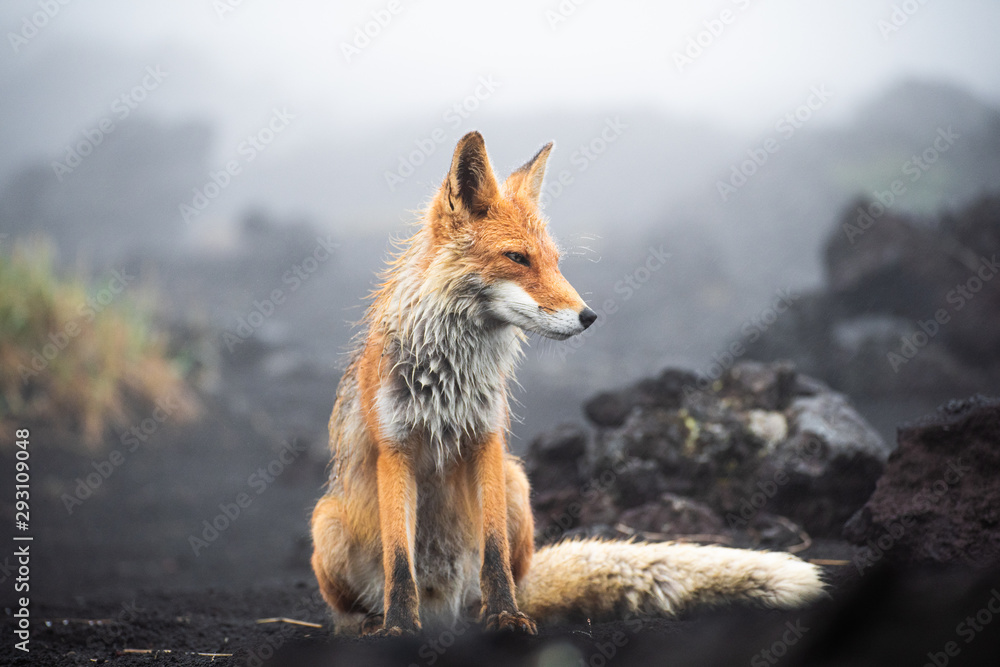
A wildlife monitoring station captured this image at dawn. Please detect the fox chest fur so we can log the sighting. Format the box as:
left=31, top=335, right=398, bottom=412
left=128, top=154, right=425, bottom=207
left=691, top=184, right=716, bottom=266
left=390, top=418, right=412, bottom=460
left=352, top=284, right=525, bottom=623
left=373, top=280, right=522, bottom=472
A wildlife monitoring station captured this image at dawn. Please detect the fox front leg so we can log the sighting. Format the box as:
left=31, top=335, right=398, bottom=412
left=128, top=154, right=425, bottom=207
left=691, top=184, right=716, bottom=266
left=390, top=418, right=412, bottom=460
left=375, top=446, right=421, bottom=635
left=474, top=434, right=537, bottom=634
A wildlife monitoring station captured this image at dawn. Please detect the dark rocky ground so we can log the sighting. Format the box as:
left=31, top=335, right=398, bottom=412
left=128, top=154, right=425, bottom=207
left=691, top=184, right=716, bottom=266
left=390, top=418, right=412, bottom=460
left=3, top=359, right=1000, bottom=666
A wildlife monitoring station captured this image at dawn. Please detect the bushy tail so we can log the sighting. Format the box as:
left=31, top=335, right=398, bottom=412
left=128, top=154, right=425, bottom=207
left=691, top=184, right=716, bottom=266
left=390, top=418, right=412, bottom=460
left=515, top=539, right=824, bottom=625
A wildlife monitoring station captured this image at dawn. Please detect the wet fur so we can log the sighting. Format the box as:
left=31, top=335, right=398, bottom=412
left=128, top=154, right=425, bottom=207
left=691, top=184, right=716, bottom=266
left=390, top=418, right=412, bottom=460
left=309, top=132, right=824, bottom=636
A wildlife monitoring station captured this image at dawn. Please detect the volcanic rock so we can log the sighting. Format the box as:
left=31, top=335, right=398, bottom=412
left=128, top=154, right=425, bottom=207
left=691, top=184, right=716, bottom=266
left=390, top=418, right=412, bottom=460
left=527, top=361, right=889, bottom=547
left=844, top=394, right=1000, bottom=570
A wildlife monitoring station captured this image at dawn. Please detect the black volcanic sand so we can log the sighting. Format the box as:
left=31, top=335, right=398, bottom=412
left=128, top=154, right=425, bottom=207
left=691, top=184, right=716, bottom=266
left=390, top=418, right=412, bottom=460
left=3, top=400, right=1000, bottom=666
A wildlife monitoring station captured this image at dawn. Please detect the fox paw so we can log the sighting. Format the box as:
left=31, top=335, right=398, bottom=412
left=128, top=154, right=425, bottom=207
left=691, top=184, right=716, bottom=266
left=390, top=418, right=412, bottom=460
left=483, top=610, right=537, bottom=634
left=369, top=615, right=421, bottom=638
left=371, top=624, right=419, bottom=638
left=359, top=613, right=385, bottom=636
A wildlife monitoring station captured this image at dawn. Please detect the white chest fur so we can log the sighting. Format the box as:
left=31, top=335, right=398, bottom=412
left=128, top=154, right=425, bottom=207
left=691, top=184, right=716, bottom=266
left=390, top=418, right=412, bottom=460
left=374, top=284, right=521, bottom=470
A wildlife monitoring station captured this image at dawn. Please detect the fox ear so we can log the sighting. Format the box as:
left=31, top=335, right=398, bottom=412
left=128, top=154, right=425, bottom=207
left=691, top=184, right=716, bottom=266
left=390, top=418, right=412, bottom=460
left=508, top=141, right=553, bottom=203
left=445, top=131, right=499, bottom=218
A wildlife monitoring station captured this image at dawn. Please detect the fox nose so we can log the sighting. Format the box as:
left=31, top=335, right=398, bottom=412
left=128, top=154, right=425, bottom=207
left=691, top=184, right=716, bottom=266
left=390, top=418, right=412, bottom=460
left=579, top=307, right=597, bottom=329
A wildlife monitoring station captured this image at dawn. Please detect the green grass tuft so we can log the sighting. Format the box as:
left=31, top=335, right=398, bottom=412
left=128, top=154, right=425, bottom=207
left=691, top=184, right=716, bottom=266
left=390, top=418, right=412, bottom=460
left=0, top=240, right=199, bottom=448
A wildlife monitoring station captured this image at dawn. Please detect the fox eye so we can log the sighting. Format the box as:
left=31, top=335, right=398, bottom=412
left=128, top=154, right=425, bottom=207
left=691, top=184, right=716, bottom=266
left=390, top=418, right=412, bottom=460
left=504, top=251, right=530, bottom=267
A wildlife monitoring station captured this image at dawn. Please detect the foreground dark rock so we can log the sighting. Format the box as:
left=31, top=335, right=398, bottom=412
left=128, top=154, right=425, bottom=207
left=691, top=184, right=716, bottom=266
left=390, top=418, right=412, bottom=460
left=845, top=394, right=1000, bottom=570
left=527, top=361, right=890, bottom=549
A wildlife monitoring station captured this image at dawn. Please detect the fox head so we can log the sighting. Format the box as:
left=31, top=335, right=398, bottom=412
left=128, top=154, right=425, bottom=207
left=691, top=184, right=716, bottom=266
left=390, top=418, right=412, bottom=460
left=426, top=131, right=597, bottom=340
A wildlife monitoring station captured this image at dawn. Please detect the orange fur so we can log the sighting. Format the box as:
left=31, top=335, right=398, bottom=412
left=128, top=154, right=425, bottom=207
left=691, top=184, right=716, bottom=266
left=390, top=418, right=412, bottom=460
left=309, top=132, right=824, bottom=637
left=310, top=131, right=588, bottom=635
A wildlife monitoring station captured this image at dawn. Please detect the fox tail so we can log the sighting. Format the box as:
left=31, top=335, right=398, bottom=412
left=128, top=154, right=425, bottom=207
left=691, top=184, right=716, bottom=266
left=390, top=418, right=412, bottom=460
left=515, top=539, right=825, bottom=624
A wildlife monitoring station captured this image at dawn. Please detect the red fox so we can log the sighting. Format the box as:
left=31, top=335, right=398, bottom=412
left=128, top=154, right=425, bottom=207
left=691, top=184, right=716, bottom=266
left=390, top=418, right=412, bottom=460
left=310, top=131, right=824, bottom=636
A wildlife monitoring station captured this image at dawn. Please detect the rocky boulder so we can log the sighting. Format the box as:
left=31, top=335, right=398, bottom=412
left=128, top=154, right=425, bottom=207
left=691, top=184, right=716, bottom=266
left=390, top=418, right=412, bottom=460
left=745, top=195, right=1000, bottom=397
left=844, top=394, right=1000, bottom=570
left=526, top=361, right=890, bottom=548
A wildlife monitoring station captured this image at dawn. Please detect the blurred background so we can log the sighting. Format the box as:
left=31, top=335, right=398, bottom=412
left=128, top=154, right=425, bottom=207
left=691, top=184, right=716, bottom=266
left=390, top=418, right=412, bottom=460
left=2, top=0, right=999, bottom=603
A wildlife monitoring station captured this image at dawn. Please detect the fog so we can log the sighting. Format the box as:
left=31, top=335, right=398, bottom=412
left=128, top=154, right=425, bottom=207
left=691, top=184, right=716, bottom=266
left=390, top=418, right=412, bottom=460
left=3, top=0, right=1000, bottom=445
left=4, top=2, right=999, bottom=144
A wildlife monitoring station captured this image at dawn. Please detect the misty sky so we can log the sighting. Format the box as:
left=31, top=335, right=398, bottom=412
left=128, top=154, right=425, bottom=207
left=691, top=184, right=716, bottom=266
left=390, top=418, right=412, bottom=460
left=3, top=0, right=998, bottom=437
left=3, top=0, right=999, bottom=164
